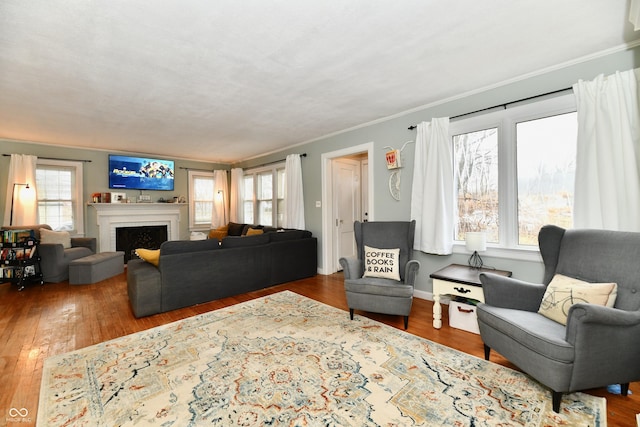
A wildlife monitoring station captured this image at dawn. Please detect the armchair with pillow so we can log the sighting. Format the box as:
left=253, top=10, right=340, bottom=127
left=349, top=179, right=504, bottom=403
left=3, top=224, right=96, bottom=282
left=477, top=225, right=640, bottom=412
left=339, top=220, right=420, bottom=329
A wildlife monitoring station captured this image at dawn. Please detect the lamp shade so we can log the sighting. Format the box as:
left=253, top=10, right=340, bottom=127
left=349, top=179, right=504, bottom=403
left=465, top=231, right=487, bottom=252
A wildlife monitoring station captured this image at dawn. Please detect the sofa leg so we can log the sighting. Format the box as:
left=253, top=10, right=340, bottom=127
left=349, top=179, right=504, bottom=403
left=483, top=344, right=491, bottom=360
left=349, top=308, right=354, bottom=320
left=403, top=316, right=409, bottom=330
left=552, top=391, right=562, bottom=413
left=621, top=383, right=630, bottom=396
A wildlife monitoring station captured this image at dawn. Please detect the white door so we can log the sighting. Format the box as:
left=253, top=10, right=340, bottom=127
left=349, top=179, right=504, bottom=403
left=333, top=158, right=361, bottom=270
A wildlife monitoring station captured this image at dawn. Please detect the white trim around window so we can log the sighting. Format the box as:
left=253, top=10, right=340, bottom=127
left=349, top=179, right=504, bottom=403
left=449, top=93, right=577, bottom=258
left=188, top=170, right=216, bottom=231
left=36, top=158, right=84, bottom=236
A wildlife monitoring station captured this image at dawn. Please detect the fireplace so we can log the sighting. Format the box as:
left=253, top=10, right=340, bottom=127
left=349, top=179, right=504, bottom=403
left=116, top=225, right=168, bottom=263
left=90, top=203, right=183, bottom=253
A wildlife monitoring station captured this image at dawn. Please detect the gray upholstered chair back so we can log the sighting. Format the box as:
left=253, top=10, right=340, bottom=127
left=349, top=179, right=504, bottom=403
left=354, top=220, right=415, bottom=281
left=539, top=225, right=640, bottom=311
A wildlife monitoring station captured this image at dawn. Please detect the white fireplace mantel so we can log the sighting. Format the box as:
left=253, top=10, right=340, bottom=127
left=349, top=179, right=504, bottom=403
left=89, top=203, right=186, bottom=252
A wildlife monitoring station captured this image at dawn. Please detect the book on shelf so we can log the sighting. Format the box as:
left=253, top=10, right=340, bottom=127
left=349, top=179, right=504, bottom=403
left=1, top=229, right=35, bottom=244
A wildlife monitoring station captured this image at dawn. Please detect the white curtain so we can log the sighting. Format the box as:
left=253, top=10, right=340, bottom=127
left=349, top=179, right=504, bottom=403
left=631, top=0, right=640, bottom=31
left=3, top=154, right=38, bottom=226
left=283, top=154, right=305, bottom=229
left=210, top=170, right=229, bottom=228
left=410, top=118, right=453, bottom=254
left=573, top=68, right=640, bottom=231
left=229, top=168, right=244, bottom=223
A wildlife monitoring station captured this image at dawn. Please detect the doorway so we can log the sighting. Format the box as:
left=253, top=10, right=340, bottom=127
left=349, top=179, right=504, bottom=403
left=321, top=142, right=374, bottom=274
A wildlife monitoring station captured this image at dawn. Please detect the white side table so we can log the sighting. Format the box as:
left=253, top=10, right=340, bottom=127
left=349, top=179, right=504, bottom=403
left=429, top=264, right=512, bottom=329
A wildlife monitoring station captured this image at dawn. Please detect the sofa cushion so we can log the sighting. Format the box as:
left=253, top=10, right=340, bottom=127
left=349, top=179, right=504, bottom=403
left=538, top=274, right=617, bottom=325
left=160, top=238, right=220, bottom=255
left=136, top=248, right=160, bottom=266
left=241, top=224, right=264, bottom=235
left=345, top=277, right=413, bottom=297
left=39, top=228, right=71, bottom=248
left=227, top=222, right=246, bottom=236
left=477, top=304, right=574, bottom=363
left=208, top=224, right=229, bottom=240
left=221, top=233, right=270, bottom=248
left=246, top=227, right=264, bottom=236
left=268, top=230, right=304, bottom=242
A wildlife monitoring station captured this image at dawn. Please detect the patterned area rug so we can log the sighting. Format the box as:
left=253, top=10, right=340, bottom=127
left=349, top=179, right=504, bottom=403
left=38, top=291, right=606, bottom=426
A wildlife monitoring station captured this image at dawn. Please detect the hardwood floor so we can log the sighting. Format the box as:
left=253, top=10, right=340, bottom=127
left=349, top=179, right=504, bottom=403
left=1, top=272, right=637, bottom=426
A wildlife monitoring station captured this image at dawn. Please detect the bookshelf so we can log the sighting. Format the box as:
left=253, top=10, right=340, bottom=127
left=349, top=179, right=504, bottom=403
left=1, top=229, right=44, bottom=291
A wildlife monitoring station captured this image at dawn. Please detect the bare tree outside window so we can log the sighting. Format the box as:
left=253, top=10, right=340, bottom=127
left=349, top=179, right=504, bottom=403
left=454, top=128, right=499, bottom=242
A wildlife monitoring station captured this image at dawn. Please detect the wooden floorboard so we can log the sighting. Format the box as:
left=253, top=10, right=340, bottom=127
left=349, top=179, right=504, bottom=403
left=0, top=272, right=637, bottom=426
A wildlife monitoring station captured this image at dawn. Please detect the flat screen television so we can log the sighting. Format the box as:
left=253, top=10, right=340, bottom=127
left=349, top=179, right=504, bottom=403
left=108, top=155, right=175, bottom=191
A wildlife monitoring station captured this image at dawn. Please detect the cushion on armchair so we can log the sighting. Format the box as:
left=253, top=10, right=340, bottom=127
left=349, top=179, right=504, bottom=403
left=538, top=274, right=617, bottom=325
left=39, top=228, right=71, bottom=248
left=363, top=246, right=400, bottom=281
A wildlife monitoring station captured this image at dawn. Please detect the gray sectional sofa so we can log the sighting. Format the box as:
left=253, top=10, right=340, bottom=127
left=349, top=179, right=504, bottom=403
left=126, top=228, right=317, bottom=317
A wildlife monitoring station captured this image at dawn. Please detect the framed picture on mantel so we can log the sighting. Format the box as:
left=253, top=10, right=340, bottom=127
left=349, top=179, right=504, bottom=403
left=110, top=192, right=126, bottom=203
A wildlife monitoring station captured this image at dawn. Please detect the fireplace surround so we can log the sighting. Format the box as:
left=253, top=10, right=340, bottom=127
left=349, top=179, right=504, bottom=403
left=90, top=203, right=184, bottom=253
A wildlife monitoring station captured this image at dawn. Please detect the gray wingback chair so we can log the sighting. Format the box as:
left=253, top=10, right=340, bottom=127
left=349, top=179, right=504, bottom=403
left=477, top=225, right=640, bottom=412
left=3, top=224, right=96, bottom=282
left=339, top=220, right=420, bottom=329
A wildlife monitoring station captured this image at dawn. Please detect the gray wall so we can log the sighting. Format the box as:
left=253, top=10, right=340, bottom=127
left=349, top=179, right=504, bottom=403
left=236, top=46, right=640, bottom=294
left=0, top=141, right=228, bottom=241
left=2, top=45, right=638, bottom=295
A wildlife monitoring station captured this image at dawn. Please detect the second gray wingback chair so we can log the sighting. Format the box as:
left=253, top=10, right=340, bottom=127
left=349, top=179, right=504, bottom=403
left=339, top=220, right=420, bottom=329
left=3, top=224, right=96, bottom=282
left=477, top=225, right=640, bottom=412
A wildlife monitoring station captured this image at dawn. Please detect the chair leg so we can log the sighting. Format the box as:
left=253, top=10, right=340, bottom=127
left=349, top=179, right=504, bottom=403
left=403, top=316, right=409, bottom=330
left=483, top=344, right=491, bottom=360
left=621, top=383, right=630, bottom=396
left=552, top=391, right=562, bottom=413
left=349, top=308, right=354, bottom=320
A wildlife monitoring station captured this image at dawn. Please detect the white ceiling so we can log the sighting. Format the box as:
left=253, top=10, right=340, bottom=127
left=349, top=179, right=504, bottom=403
left=1, top=1, right=638, bottom=163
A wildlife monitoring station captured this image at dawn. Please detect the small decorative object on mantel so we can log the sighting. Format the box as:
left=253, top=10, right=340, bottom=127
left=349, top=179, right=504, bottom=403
left=383, top=140, right=414, bottom=201
left=111, top=192, right=126, bottom=203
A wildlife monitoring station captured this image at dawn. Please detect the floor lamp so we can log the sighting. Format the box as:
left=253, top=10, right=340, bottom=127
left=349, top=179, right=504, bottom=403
left=10, top=183, right=30, bottom=226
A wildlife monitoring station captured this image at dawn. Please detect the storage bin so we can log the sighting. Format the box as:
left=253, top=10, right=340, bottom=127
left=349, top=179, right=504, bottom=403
left=449, top=301, right=480, bottom=334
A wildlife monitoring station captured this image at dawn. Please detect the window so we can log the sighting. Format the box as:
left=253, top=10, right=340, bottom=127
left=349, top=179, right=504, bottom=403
left=36, top=159, right=84, bottom=235
left=454, top=128, right=499, bottom=242
left=188, top=170, right=215, bottom=230
left=516, top=113, right=577, bottom=245
left=243, top=165, right=285, bottom=227
left=451, top=94, right=577, bottom=251
left=243, top=175, right=254, bottom=223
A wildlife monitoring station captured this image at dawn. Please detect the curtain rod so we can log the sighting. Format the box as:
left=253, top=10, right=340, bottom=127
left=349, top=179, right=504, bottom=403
left=407, top=87, right=573, bottom=130
left=178, top=166, right=215, bottom=172
left=253, top=153, right=307, bottom=168
left=3, top=153, right=92, bottom=162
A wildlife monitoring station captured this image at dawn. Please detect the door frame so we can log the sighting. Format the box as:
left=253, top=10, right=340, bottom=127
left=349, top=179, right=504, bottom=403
left=321, top=142, right=374, bottom=274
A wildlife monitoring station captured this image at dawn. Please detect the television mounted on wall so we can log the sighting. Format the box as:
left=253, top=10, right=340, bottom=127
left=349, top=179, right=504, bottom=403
left=108, top=154, right=175, bottom=191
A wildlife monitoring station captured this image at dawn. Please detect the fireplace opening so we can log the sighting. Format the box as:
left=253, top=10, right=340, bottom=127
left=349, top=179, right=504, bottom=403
left=116, top=225, right=168, bottom=263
